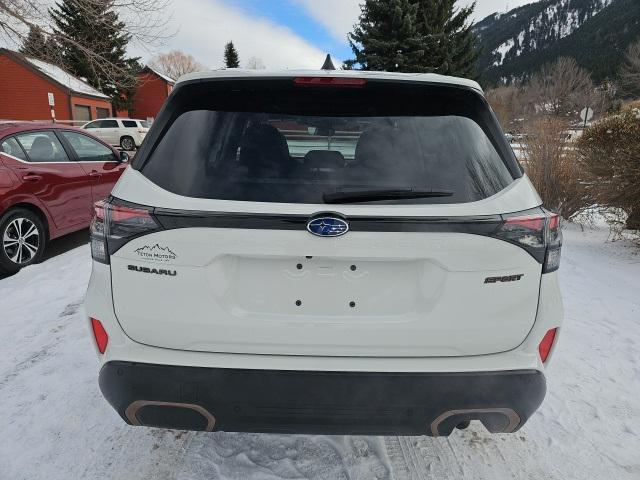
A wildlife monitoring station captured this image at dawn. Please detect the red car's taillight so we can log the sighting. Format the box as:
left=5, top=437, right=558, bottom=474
left=90, top=199, right=160, bottom=264
left=491, top=209, right=562, bottom=273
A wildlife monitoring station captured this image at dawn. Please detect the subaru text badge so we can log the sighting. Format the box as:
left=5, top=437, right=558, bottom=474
left=307, top=215, right=349, bottom=237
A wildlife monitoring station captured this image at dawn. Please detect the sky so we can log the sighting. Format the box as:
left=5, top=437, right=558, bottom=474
left=133, top=0, right=537, bottom=72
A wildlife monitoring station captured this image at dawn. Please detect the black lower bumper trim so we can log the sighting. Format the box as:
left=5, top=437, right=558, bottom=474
left=99, top=362, right=546, bottom=436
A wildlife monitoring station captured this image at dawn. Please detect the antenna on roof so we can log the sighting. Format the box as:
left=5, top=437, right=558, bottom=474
left=321, top=54, right=336, bottom=70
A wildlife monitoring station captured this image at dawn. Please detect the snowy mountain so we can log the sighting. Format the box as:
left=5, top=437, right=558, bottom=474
left=475, top=0, right=640, bottom=85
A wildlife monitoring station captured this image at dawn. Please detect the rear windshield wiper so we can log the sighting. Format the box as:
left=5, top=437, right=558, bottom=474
left=323, top=189, right=454, bottom=204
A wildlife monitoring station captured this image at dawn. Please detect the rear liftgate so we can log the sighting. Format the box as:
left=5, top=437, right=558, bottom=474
left=94, top=200, right=560, bottom=358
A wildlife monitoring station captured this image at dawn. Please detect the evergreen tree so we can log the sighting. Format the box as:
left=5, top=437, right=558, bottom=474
left=414, top=0, right=478, bottom=77
left=20, top=26, right=59, bottom=61
left=346, top=0, right=423, bottom=72
left=347, top=0, right=478, bottom=76
left=20, top=26, right=47, bottom=58
left=49, top=0, right=140, bottom=111
left=224, top=41, right=240, bottom=68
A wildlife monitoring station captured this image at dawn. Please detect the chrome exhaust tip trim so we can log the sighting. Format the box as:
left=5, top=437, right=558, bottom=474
left=124, top=400, right=216, bottom=432
left=430, top=408, right=520, bottom=436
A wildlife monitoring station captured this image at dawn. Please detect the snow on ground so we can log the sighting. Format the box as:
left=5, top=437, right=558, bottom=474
left=1, top=223, right=639, bottom=479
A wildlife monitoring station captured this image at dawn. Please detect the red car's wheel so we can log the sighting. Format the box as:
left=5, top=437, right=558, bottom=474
left=0, top=208, right=46, bottom=275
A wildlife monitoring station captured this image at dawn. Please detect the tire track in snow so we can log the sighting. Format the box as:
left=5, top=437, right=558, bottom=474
left=384, top=437, right=412, bottom=479
left=384, top=435, right=467, bottom=479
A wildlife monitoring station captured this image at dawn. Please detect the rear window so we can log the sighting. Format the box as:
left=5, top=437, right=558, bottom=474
left=122, top=120, right=138, bottom=128
left=137, top=79, right=518, bottom=204
left=15, top=131, right=69, bottom=163
left=1, top=137, right=27, bottom=160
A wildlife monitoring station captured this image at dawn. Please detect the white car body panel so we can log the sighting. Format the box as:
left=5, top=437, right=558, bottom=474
left=110, top=226, right=541, bottom=357
left=86, top=262, right=563, bottom=371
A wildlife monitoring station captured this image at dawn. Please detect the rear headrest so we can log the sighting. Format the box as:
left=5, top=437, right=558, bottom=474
left=240, top=124, right=289, bottom=161
left=350, top=125, right=426, bottom=181
left=30, top=136, right=54, bottom=160
left=355, top=126, right=397, bottom=162
left=238, top=123, right=292, bottom=177
left=304, top=150, right=345, bottom=169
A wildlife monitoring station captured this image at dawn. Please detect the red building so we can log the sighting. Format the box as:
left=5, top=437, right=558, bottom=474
left=0, top=48, right=113, bottom=122
left=132, top=66, right=174, bottom=121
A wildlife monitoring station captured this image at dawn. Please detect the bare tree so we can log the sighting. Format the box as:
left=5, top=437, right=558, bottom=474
left=514, top=58, right=597, bottom=218
left=527, top=57, right=596, bottom=119
left=245, top=56, right=266, bottom=70
left=620, top=39, right=640, bottom=96
left=485, top=85, right=526, bottom=132
left=522, top=117, right=588, bottom=218
left=149, top=50, right=205, bottom=80
left=0, top=0, right=172, bottom=90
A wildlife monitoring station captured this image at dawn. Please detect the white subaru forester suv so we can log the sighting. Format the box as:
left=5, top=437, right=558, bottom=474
left=85, top=69, right=563, bottom=436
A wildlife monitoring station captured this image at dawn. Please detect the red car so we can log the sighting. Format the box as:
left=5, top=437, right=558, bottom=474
left=0, top=122, right=129, bottom=274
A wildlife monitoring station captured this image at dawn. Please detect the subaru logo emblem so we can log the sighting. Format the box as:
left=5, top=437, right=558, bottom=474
left=307, top=215, right=349, bottom=237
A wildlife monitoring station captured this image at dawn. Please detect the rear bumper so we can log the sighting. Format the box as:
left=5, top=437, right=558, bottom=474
left=99, top=361, right=546, bottom=436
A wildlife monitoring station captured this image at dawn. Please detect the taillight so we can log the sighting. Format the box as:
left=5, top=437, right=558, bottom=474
left=90, top=199, right=160, bottom=264
left=539, top=328, right=558, bottom=362
left=293, top=77, right=367, bottom=87
left=544, top=212, right=562, bottom=273
left=90, top=201, right=108, bottom=263
left=491, top=208, right=562, bottom=272
left=91, top=318, right=109, bottom=354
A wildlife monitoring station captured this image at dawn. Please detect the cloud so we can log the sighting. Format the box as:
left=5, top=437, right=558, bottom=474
left=292, top=0, right=361, bottom=43
left=133, top=0, right=328, bottom=71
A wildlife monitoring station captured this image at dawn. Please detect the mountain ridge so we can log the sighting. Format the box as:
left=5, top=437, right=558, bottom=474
left=474, top=0, right=640, bottom=85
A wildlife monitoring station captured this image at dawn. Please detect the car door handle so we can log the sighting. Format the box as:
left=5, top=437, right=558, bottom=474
left=89, top=171, right=102, bottom=178
left=22, top=174, right=42, bottom=182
